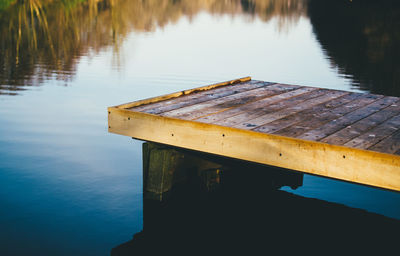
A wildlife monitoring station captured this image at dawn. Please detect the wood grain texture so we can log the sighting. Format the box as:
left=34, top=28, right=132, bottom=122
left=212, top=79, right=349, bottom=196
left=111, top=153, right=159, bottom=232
left=254, top=92, right=363, bottom=135
left=274, top=93, right=382, bottom=138
left=345, top=113, right=400, bottom=150
left=214, top=88, right=326, bottom=128
left=118, top=77, right=252, bottom=110
left=138, top=80, right=267, bottom=115
left=195, top=86, right=318, bottom=124
left=321, top=100, right=400, bottom=145
left=298, top=96, right=399, bottom=141
left=240, top=90, right=349, bottom=130
left=369, top=130, right=400, bottom=154
left=161, top=83, right=299, bottom=120
left=108, top=78, right=400, bottom=191
left=108, top=107, right=400, bottom=191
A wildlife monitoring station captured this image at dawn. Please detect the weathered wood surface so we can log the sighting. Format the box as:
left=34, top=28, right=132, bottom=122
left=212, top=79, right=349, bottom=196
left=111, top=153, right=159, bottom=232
left=109, top=78, right=400, bottom=191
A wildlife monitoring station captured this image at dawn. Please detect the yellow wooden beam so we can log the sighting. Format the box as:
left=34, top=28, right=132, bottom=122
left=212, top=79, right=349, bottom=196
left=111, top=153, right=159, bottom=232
left=108, top=107, right=400, bottom=192
left=114, top=77, right=251, bottom=110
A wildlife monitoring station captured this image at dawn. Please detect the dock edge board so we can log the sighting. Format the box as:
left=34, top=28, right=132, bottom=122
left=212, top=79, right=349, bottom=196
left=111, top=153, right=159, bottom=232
left=108, top=78, right=400, bottom=192
left=114, top=77, right=252, bottom=109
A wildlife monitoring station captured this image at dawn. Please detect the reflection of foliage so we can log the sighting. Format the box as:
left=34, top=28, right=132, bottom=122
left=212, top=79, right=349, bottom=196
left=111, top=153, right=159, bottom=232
left=308, top=0, right=400, bottom=96
left=0, top=0, right=16, bottom=11
left=0, top=0, right=125, bottom=94
left=0, top=0, right=307, bottom=95
left=242, top=0, right=308, bottom=31
left=125, top=0, right=307, bottom=31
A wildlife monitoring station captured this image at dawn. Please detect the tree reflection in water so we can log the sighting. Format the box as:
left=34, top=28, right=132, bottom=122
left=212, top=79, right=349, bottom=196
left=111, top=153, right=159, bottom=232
left=308, top=0, right=400, bottom=96
left=1, top=0, right=399, bottom=96
left=0, top=0, right=307, bottom=95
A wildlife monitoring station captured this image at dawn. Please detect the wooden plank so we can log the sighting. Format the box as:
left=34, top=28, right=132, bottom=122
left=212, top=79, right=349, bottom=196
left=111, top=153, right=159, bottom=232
left=108, top=107, right=400, bottom=191
left=345, top=113, right=400, bottom=150
left=321, top=100, right=400, bottom=145
left=274, top=93, right=383, bottom=138
left=195, top=86, right=318, bottom=124
left=369, top=130, right=400, bottom=154
left=298, top=96, right=399, bottom=141
left=235, top=90, right=349, bottom=130
left=138, top=80, right=269, bottom=115
left=254, top=92, right=363, bottom=134
left=116, top=77, right=252, bottom=110
left=161, top=83, right=299, bottom=120
left=213, top=88, right=326, bottom=128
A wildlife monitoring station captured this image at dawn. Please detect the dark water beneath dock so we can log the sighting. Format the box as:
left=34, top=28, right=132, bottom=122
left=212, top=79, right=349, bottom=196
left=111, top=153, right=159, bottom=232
left=0, top=0, right=399, bottom=255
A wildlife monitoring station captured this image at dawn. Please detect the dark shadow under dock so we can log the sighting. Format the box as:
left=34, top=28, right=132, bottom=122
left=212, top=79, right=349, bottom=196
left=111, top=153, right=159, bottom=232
left=111, top=177, right=400, bottom=255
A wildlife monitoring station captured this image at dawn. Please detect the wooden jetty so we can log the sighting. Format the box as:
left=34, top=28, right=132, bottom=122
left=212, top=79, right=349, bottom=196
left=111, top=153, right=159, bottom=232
left=108, top=77, right=400, bottom=192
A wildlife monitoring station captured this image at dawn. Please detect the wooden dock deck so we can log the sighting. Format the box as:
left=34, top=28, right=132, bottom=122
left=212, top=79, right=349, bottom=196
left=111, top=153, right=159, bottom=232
left=108, top=77, right=400, bottom=191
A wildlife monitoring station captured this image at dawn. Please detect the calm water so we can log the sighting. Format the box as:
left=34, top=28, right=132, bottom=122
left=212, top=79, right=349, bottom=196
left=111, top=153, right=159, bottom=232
left=1, top=0, right=400, bottom=255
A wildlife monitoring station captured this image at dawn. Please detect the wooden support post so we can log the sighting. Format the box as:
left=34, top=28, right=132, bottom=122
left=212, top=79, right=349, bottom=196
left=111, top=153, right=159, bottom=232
left=143, top=143, right=184, bottom=201
left=142, top=142, right=303, bottom=202
left=143, top=142, right=223, bottom=201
